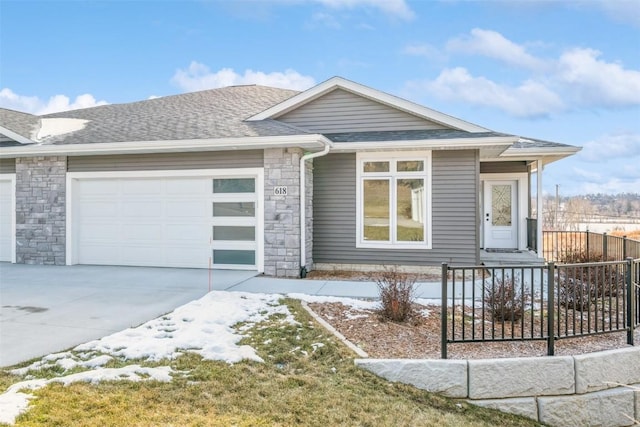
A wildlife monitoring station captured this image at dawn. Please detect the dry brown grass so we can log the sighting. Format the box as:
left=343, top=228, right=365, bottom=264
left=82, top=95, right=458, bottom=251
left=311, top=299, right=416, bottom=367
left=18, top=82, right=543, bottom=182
left=611, top=229, right=640, bottom=240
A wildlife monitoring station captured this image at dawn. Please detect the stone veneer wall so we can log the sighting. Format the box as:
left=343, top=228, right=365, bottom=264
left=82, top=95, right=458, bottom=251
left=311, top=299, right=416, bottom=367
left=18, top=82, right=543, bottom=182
left=304, top=159, right=313, bottom=271
left=263, top=148, right=302, bottom=277
left=15, top=156, right=67, bottom=265
left=356, top=346, right=640, bottom=426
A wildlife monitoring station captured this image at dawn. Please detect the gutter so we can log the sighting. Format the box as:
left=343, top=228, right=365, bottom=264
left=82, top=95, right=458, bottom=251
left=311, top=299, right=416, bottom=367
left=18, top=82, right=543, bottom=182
left=299, top=137, right=333, bottom=277
left=0, top=134, right=328, bottom=158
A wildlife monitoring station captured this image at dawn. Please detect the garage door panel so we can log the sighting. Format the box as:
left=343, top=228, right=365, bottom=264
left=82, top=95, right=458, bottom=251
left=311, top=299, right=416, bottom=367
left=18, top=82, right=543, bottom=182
left=121, top=246, right=165, bottom=264
left=122, top=180, right=163, bottom=195
left=78, top=179, right=119, bottom=195
left=165, top=178, right=209, bottom=194
left=166, top=200, right=208, bottom=218
left=0, top=180, right=12, bottom=262
left=121, top=224, right=164, bottom=240
left=78, top=201, right=119, bottom=217
left=165, top=224, right=208, bottom=241
left=79, top=244, right=122, bottom=265
left=121, top=201, right=163, bottom=217
left=79, top=223, right=120, bottom=240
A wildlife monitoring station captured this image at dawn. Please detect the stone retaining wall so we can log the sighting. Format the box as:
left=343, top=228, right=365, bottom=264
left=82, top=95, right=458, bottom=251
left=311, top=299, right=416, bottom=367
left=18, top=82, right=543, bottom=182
left=356, top=346, right=640, bottom=426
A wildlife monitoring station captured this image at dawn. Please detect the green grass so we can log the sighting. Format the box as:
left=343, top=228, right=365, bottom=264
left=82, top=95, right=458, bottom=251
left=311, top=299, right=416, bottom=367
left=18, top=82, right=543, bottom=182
left=2, top=299, right=540, bottom=426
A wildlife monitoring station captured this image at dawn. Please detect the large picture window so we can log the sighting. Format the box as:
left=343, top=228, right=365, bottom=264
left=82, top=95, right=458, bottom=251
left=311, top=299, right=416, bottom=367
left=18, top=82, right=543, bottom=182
left=357, top=152, right=431, bottom=249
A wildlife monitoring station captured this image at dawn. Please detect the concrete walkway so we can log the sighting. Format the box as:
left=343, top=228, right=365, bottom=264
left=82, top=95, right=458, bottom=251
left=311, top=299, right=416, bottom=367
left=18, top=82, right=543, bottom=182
left=0, top=263, right=442, bottom=367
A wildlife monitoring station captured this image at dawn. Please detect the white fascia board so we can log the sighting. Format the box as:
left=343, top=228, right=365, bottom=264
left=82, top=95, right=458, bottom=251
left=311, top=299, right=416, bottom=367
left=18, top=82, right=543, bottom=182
left=0, top=134, right=331, bottom=158
left=247, top=76, right=490, bottom=133
left=0, top=125, right=35, bottom=145
left=329, top=136, right=517, bottom=152
left=500, top=146, right=582, bottom=157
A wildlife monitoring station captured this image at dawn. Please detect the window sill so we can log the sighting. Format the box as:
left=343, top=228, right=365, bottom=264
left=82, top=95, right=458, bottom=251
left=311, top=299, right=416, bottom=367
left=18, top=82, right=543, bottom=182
left=356, top=242, right=432, bottom=250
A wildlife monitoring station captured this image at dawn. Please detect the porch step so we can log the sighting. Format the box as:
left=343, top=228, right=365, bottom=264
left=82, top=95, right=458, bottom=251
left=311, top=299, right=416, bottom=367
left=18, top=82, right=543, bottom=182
left=480, top=249, right=546, bottom=266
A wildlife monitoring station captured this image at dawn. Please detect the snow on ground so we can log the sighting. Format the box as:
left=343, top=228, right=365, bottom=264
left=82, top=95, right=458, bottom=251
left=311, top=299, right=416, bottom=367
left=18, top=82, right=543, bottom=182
left=0, top=291, right=297, bottom=425
left=288, top=293, right=380, bottom=311
left=75, top=291, right=295, bottom=363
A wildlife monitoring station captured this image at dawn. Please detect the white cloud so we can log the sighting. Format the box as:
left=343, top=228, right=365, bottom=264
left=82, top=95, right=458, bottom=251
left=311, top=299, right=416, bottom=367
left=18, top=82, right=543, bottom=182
left=171, top=62, right=316, bottom=92
left=313, top=0, right=414, bottom=20
left=446, top=28, right=547, bottom=70
left=408, top=67, right=564, bottom=118
left=556, top=48, right=640, bottom=108
left=579, top=132, right=640, bottom=162
left=0, top=88, right=108, bottom=115
left=405, top=29, right=640, bottom=117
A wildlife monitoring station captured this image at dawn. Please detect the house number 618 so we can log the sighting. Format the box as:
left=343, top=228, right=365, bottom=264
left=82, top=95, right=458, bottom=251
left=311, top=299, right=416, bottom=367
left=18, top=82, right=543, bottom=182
left=273, top=186, right=288, bottom=196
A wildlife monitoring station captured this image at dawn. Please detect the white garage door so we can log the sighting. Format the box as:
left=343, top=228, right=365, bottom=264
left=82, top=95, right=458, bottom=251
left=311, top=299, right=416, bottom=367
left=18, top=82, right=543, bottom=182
left=72, top=174, right=260, bottom=269
left=0, top=178, right=13, bottom=262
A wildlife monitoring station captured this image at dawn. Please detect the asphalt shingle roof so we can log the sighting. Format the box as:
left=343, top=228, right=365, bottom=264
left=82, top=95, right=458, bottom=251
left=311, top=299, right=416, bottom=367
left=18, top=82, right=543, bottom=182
left=325, top=130, right=574, bottom=150
left=325, top=129, right=510, bottom=142
left=0, top=108, right=40, bottom=140
left=3, top=85, right=305, bottom=145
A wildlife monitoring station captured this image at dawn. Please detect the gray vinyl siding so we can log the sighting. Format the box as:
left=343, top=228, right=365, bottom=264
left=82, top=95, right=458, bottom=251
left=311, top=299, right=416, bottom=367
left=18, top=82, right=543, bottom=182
left=313, top=151, right=478, bottom=266
left=67, top=150, right=263, bottom=172
left=278, top=89, right=448, bottom=133
left=0, top=158, right=16, bottom=174
left=480, top=161, right=528, bottom=174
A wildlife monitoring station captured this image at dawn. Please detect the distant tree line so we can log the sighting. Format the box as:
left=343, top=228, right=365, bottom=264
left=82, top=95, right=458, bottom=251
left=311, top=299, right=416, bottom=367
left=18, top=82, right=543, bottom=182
left=540, top=193, right=640, bottom=230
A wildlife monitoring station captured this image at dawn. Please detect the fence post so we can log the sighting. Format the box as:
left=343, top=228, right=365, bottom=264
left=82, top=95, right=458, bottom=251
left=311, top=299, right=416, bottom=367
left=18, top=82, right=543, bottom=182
left=627, top=257, right=635, bottom=346
left=441, top=263, right=448, bottom=359
left=603, top=232, right=608, bottom=260
left=623, top=236, right=628, bottom=260
left=586, top=231, right=590, bottom=257
left=547, top=262, right=555, bottom=356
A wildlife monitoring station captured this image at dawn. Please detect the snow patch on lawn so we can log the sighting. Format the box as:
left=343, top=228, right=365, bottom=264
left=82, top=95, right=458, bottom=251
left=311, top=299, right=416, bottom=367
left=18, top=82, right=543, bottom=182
left=1, top=291, right=293, bottom=425
left=75, top=291, right=293, bottom=363
left=0, top=366, right=172, bottom=425
left=289, top=293, right=380, bottom=311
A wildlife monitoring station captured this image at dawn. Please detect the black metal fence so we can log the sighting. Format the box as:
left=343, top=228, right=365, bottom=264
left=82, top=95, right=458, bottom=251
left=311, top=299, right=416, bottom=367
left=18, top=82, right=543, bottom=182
left=440, top=258, right=640, bottom=358
left=543, top=231, right=640, bottom=262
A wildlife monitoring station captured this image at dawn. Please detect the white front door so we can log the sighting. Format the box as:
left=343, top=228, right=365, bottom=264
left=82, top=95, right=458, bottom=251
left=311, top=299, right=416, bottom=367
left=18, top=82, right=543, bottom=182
left=484, top=180, right=518, bottom=249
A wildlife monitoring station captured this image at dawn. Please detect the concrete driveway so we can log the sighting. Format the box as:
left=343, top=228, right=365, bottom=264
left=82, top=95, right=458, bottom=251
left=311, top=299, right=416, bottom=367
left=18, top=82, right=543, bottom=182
left=0, top=263, right=257, bottom=367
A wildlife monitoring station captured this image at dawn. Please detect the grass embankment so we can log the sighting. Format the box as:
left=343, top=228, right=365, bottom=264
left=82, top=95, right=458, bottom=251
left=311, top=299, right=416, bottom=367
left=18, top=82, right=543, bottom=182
left=1, top=299, right=539, bottom=426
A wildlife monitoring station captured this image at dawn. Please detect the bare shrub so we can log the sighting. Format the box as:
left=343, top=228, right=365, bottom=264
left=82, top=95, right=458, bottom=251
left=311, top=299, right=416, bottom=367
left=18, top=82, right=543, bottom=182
left=374, top=266, right=417, bottom=322
left=483, top=276, right=530, bottom=322
left=558, top=263, right=625, bottom=311
left=557, top=250, right=626, bottom=311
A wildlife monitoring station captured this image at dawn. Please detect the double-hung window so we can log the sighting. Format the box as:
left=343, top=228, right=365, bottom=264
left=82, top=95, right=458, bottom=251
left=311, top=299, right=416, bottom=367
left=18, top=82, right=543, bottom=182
left=356, top=151, right=431, bottom=249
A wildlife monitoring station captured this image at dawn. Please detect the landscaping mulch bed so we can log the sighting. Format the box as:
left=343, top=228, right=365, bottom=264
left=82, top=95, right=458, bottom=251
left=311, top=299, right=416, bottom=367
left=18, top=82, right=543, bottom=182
left=307, top=300, right=640, bottom=360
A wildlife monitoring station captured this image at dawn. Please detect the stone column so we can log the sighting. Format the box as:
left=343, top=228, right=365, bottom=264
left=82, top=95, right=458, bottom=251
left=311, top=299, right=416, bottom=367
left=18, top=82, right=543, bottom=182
left=263, top=148, right=302, bottom=277
left=15, top=156, right=67, bottom=265
left=304, top=159, right=314, bottom=271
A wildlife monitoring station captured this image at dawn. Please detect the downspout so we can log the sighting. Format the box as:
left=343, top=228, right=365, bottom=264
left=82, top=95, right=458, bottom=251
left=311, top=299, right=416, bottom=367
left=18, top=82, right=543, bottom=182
left=299, top=138, right=332, bottom=278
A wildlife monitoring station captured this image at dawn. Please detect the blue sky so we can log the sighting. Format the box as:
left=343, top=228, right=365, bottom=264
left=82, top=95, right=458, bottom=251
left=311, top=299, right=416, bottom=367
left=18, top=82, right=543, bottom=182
left=1, top=0, right=639, bottom=196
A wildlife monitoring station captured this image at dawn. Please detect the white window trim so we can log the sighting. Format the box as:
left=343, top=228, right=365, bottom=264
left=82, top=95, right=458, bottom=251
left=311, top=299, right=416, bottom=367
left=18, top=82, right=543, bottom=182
left=356, top=151, right=432, bottom=250
left=66, top=168, right=264, bottom=272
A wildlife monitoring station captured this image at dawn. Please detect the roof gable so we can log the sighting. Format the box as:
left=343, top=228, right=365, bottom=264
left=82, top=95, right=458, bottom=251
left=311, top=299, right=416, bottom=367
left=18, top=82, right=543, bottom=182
left=247, top=76, right=489, bottom=133
left=275, top=88, right=449, bottom=133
